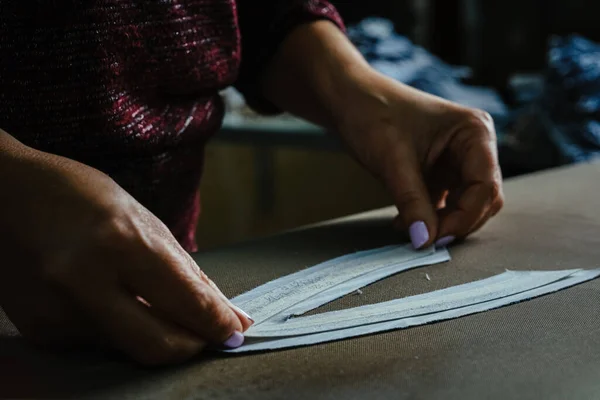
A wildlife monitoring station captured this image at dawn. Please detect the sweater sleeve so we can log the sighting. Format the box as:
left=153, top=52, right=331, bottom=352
left=234, top=0, right=345, bottom=114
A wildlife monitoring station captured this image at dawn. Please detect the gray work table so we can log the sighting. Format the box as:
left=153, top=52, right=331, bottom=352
left=1, top=163, right=600, bottom=399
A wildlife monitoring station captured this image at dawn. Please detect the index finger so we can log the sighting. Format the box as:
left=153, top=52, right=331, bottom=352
left=436, top=120, right=503, bottom=240
left=121, top=247, right=248, bottom=346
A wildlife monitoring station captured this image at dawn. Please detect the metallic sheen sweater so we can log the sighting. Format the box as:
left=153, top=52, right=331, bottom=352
left=0, top=0, right=343, bottom=251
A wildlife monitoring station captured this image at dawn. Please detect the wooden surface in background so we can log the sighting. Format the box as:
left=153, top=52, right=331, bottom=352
left=196, top=144, right=392, bottom=249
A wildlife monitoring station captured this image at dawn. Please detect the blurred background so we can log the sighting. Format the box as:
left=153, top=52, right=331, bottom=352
left=197, top=0, right=600, bottom=249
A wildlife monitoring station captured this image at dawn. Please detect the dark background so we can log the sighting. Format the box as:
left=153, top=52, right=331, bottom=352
left=200, top=1, right=600, bottom=249
left=332, top=0, right=600, bottom=88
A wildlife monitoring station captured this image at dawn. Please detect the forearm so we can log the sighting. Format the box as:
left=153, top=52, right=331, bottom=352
left=261, top=21, right=458, bottom=136
left=254, top=20, right=502, bottom=250
left=260, top=20, right=372, bottom=130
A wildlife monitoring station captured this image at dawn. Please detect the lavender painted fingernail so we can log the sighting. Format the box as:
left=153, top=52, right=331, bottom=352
left=435, top=235, right=455, bottom=248
left=409, top=221, right=429, bottom=249
left=223, top=331, right=245, bottom=349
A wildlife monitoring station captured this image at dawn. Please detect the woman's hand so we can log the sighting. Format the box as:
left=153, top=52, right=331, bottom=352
left=262, top=21, right=504, bottom=248
left=0, top=130, right=253, bottom=365
left=331, top=74, right=504, bottom=248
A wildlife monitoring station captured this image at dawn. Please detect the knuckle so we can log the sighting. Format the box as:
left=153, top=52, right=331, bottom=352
left=196, top=268, right=210, bottom=282
left=492, top=194, right=505, bottom=216
left=464, top=109, right=496, bottom=139
left=94, top=214, right=138, bottom=248
left=394, top=189, right=422, bottom=211
left=484, top=180, right=502, bottom=202
left=496, top=188, right=506, bottom=206
left=470, top=109, right=494, bottom=126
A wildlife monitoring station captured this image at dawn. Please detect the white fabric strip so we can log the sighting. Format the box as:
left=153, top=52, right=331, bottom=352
left=247, top=269, right=580, bottom=337
left=226, top=269, right=600, bottom=353
left=232, top=245, right=450, bottom=324
left=277, top=250, right=451, bottom=321
left=222, top=245, right=600, bottom=353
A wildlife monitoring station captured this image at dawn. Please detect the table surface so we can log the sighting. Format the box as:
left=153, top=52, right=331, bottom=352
left=2, top=163, right=600, bottom=400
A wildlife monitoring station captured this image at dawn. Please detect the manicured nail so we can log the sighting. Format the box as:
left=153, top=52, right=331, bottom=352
left=223, top=331, right=245, bottom=349
left=233, top=305, right=255, bottom=324
left=435, top=235, right=455, bottom=248
left=208, top=279, right=255, bottom=325
left=409, top=221, right=429, bottom=249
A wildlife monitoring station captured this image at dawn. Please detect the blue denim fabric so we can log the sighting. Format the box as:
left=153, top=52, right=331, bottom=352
left=348, top=18, right=509, bottom=122
left=540, top=35, right=600, bottom=162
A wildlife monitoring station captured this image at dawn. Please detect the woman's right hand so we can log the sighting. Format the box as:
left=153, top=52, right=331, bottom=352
left=0, top=129, right=252, bottom=365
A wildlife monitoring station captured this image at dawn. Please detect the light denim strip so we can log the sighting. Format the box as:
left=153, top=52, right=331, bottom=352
left=223, top=245, right=600, bottom=353
left=247, top=269, right=580, bottom=337
left=232, top=245, right=450, bottom=324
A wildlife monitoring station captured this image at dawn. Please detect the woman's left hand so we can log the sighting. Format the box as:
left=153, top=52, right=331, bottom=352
left=262, top=21, right=503, bottom=249
left=331, top=72, right=504, bottom=249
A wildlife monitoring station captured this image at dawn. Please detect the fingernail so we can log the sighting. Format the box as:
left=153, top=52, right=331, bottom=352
left=208, top=279, right=255, bottom=325
left=409, top=221, right=429, bottom=249
left=233, top=305, right=255, bottom=324
left=435, top=235, right=455, bottom=248
left=223, top=331, right=245, bottom=349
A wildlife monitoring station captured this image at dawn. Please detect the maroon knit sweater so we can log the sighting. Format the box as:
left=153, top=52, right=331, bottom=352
left=0, top=1, right=343, bottom=251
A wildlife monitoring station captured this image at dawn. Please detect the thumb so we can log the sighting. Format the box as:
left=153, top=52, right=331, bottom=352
left=387, top=152, right=438, bottom=249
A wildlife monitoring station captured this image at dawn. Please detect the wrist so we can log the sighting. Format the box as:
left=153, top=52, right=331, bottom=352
left=330, top=70, right=470, bottom=140
left=326, top=68, right=390, bottom=130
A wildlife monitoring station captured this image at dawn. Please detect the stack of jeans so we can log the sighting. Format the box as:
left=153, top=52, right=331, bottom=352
left=349, top=19, right=600, bottom=172
left=541, top=35, right=600, bottom=162
left=348, top=18, right=509, bottom=124
left=505, top=35, right=600, bottom=173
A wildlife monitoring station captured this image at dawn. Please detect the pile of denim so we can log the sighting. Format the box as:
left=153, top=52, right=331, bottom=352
left=348, top=18, right=509, bottom=123
left=350, top=17, right=600, bottom=170
left=504, top=35, right=600, bottom=172
left=540, top=35, right=600, bottom=162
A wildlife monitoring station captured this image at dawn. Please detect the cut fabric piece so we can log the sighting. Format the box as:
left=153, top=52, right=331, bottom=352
left=247, top=269, right=579, bottom=337
left=224, top=245, right=600, bottom=353
left=228, top=269, right=599, bottom=353
left=232, top=245, right=450, bottom=324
